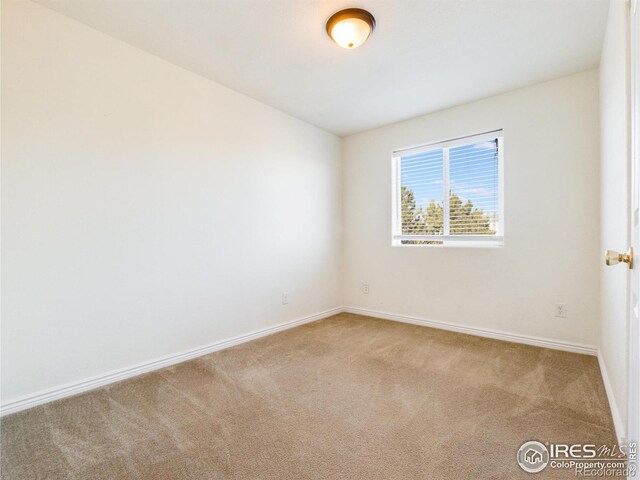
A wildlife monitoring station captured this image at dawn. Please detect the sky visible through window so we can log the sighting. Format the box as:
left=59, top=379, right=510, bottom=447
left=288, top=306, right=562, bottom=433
left=400, top=140, right=499, bottom=218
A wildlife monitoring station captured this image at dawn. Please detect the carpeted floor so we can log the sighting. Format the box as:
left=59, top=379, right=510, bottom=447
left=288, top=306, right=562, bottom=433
left=0, top=313, right=618, bottom=479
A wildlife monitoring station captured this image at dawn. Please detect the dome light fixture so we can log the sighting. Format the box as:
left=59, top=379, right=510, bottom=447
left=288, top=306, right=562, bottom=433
left=326, top=8, right=376, bottom=49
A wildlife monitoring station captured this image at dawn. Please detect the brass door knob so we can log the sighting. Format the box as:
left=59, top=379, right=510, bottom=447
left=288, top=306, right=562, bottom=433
left=605, top=247, right=634, bottom=269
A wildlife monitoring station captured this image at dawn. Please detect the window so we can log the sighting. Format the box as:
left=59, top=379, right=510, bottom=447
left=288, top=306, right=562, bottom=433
left=392, top=130, right=503, bottom=247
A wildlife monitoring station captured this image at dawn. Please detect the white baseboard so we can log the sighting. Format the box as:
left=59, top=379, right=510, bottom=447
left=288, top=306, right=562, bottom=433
left=597, top=350, right=626, bottom=445
left=0, top=307, right=342, bottom=417
left=2, top=304, right=614, bottom=435
left=342, top=306, right=599, bottom=356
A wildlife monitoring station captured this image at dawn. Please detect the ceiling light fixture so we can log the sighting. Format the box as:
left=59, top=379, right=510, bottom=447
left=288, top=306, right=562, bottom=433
left=326, top=8, right=376, bottom=49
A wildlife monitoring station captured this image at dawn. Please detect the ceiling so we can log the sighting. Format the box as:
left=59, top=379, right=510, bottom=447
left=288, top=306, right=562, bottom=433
left=35, top=0, right=610, bottom=136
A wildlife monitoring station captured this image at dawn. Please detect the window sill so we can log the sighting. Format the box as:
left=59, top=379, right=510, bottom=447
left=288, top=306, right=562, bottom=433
left=391, top=235, right=504, bottom=248
left=392, top=242, right=504, bottom=249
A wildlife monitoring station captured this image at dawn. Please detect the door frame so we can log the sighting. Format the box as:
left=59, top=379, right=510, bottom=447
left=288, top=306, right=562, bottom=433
left=628, top=0, right=639, bottom=471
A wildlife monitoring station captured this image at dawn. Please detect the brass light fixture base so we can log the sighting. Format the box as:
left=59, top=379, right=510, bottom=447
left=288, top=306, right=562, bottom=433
left=326, top=8, right=376, bottom=49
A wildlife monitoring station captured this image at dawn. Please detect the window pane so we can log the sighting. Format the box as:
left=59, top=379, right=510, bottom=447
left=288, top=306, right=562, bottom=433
left=448, top=139, right=499, bottom=236
left=400, top=149, right=444, bottom=244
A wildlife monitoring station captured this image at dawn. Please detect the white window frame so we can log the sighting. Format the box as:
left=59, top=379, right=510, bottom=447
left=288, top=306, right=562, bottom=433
left=391, top=129, right=504, bottom=248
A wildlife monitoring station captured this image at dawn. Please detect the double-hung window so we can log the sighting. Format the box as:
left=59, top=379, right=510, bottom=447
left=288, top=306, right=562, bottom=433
left=392, top=130, right=503, bottom=247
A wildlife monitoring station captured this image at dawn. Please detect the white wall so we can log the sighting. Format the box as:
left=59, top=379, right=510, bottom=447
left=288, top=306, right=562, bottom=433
left=599, top=0, right=630, bottom=438
left=343, top=70, right=601, bottom=348
left=1, top=0, right=342, bottom=405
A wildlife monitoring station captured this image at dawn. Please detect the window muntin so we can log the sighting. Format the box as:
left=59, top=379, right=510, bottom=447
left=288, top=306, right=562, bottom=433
left=392, top=130, right=503, bottom=247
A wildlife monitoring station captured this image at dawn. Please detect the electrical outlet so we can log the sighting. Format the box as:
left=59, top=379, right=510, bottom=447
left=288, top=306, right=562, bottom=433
left=362, top=283, right=370, bottom=295
left=282, top=292, right=289, bottom=305
left=554, top=303, right=567, bottom=318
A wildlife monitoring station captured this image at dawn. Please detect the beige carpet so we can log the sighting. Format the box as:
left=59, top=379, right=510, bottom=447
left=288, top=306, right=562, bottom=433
left=1, top=313, right=617, bottom=479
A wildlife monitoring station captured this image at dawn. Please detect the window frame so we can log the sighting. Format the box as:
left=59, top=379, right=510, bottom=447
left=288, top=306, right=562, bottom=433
left=391, top=130, right=504, bottom=248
